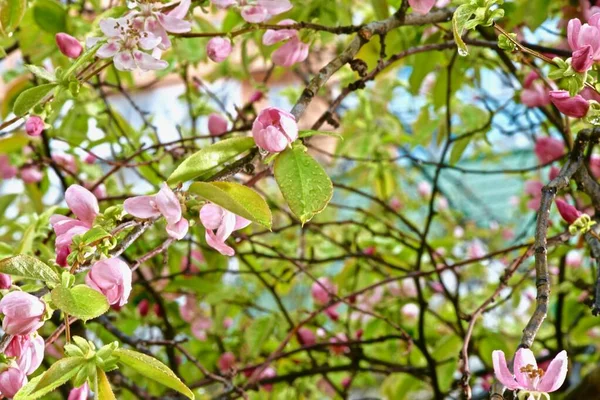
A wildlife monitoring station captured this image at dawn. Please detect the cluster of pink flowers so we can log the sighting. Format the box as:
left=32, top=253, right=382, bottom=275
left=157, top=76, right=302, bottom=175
left=86, top=0, right=192, bottom=71
left=0, top=292, right=47, bottom=397
left=211, top=0, right=292, bottom=23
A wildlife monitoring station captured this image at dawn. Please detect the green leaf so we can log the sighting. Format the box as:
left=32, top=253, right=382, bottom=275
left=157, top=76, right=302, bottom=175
left=25, top=64, right=56, bottom=82
left=245, top=315, right=276, bottom=358
left=97, top=368, right=117, bottom=400
left=32, top=0, right=66, bottom=34
left=51, top=284, right=110, bottom=321
left=371, top=0, right=389, bottom=19
left=0, top=0, right=26, bottom=34
left=274, top=145, right=333, bottom=224
left=16, top=224, right=36, bottom=255
left=298, top=130, right=343, bottom=140
left=167, top=137, right=255, bottom=184
left=0, top=255, right=60, bottom=284
left=189, top=182, right=271, bottom=229
left=81, top=227, right=110, bottom=246
left=13, top=83, right=57, bottom=116
left=452, top=4, right=475, bottom=57
left=449, top=135, right=471, bottom=164
left=114, top=348, right=195, bottom=399
left=15, top=357, right=85, bottom=400
left=0, top=133, right=32, bottom=154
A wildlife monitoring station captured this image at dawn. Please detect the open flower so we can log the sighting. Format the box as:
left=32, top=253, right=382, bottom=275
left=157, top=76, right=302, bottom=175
left=263, top=20, right=309, bottom=66
left=199, top=203, right=250, bottom=256
left=127, top=0, right=192, bottom=50
left=88, top=17, right=168, bottom=71
left=252, top=107, right=298, bottom=152
left=50, top=185, right=99, bottom=266
left=213, top=0, right=292, bottom=23
left=124, top=183, right=189, bottom=240
left=492, top=348, right=568, bottom=395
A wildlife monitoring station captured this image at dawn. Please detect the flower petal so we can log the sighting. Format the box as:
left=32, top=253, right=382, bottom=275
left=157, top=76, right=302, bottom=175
left=169, top=0, right=191, bottom=19
left=200, top=204, right=224, bottom=230
left=132, top=50, right=168, bottom=71
left=241, top=5, right=269, bottom=23
left=124, top=195, right=160, bottom=219
left=514, top=348, right=538, bottom=390
left=99, top=18, right=122, bottom=37
left=157, top=13, right=191, bottom=33
left=205, top=230, right=235, bottom=256
left=492, top=350, right=520, bottom=390
left=65, top=185, right=99, bottom=225
left=166, top=218, right=189, bottom=240
left=138, top=33, right=162, bottom=50
left=96, top=41, right=121, bottom=58
left=155, top=183, right=181, bottom=225
left=234, top=216, right=251, bottom=231
left=538, top=351, right=568, bottom=393
left=114, top=51, right=136, bottom=71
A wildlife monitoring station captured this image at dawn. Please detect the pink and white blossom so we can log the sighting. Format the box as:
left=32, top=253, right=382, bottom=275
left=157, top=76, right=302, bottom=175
left=214, top=0, right=292, bottom=23
left=207, top=37, right=233, bottom=62
left=252, top=107, right=298, bottom=152
left=208, top=113, right=229, bottom=136
left=0, top=291, right=46, bottom=336
left=127, top=0, right=192, bottom=50
left=408, top=0, right=435, bottom=14
left=492, top=348, right=568, bottom=394
left=25, top=116, right=44, bottom=137
left=263, top=20, right=308, bottom=67
left=199, top=203, right=250, bottom=256
left=5, top=333, right=45, bottom=375
left=20, top=166, right=43, bottom=184
left=124, top=183, right=189, bottom=240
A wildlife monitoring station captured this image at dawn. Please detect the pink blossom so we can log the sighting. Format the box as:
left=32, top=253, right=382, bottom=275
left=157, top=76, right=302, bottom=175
left=207, top=37, right=233, bottom=62
left=218, top=352, right=236, bottom=372
left=408, top=0, right=435, bottom=14
left=0, top=366, right=28, bottom=398
left=401, top=303, right=419, bottom=319
left=263, top=20, right=308, bottom=66
left=52, top=153, right=78, bottom=174
left=68, top=382, right=90, bottom=400
left=252, top=107, right=298, bottom=152
left=525, top=180, right=544, bottom=211
left=520, top=72, right=551, bottom=108
left=297, top=327, right=316, bottom=346
left=25, top=116, right=44, bottom=137
left=324, top=305, right=340, bottom=320
left=259, top=367, right=276, bottom=392
left=492, top=349, right=568, bottom=394
left=181, top=249, right=204, bottom=273
left=249, top=90, right=264, bottom=103
left=311, top=277, right=337, bottom=305
left=6, top=333, right=44, bottom=375
left=589, top=154, right=600, bottom=178
left=0, top=273, right=11, bottom=289
left=390, top=197, right=402, bottom=211
left=87, top=17, right=167, bottom=71
left=549, top=166, right=560, bottom=180
left=85, top=258, right=132, bottom=307
left=534, top=137, right=564, bottom=164
left=128, top=0, right=192, bottom=50
left=124, top=183, right=189, bottom=240
left=208, top=113, right=229, bottom=136
left=179, top=295, right=199, bottom=323
left=55, top=33, right=83, bottom=59
left=581, top=86, right=600, bottom=103
left=549, top=90, right=590, bottom=118
left=0, top=155, right=17, bottom=180
left=0, top=291, right=46, bottom=335
left=199, top=203, right=250, bottom=256
left=568, top=16, right=600, bottom=70
left=223, top=317, right=233, bottom=329
left=50, top=185, right=99, bottom=266
left=20, top=166, right=43, bottom=184
left=467, top=239, right=486, bottom=259
left=191, top=316, right=212, bottom=341
left=341, top=376, right=352, bottom=388
left=417, top=181, right=431, bottom=197
left=555, top=198, right=583, bottom=224
left=212, top=0, right=237, bottom=8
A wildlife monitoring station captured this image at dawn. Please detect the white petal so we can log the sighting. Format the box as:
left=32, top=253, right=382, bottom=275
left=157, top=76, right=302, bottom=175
left=113, top=51, right=136, bottom=71
left=96, top=41, right=121, bottom=58
left=132, top=50, right=168, bottom=71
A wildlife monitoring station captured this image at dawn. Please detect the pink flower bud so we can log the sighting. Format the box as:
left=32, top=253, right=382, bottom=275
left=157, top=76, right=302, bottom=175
left=341, top=376, right=351, bottom=388
left=0, top=366, right=28, bottom=398
left=329, top=333, right=349, bottom=355
left=549, top=166, right=560, bottom=180
left=311, top=277, right=337, bottom=305
left=208, top=113, right=228, bottom=136
left=259, top=367, right=276, bottom=392
left=297, top=327, right=316, bottom=346
left=52, top=153, right=78, bottom=174
left=549, top=90, right=590, bottom=118
left=68, top=382, right=89, bottom=400
left=85, top=258, right=132, bottom=307
left=20, top=166, right=43, bottom=184
left=84, top=152, right=97, bottom=164
left=55, top=33, right=83, bottom=59
left=25, top=116, right=44, bottom=137
left=408, top=0, right=435, bottom=14
left=417, top=181, right=431, bottom=197
left=534, top=137, right=564, bottom=164
left=390, top=197, right=402, bottom=211
left=249, top=90, right=264, bottom=103
left=566, top=250, right=583, bottom=268
left=363, top=246, right=375, bottom=256
left=0, top=273, right=11, bottom=289
left=252, top=107, right=298, bottom=152
left=0, top=155, right=17, bottom=180
left=218, top=352, right=236, bottom=372
left=6, top=333, right=44, bottom=375
left=324, top=305, right=339, bottom=321
left=401, top=303, right=419, bottom=320
left=0, top=291, right=46, bottom=335
left=207, top=37, right=232, bottom=62
left=138, top=299, right=150, bottom=317
left=555, top=198, right=582, bottom=224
